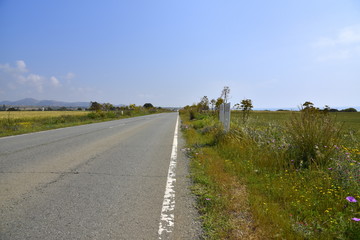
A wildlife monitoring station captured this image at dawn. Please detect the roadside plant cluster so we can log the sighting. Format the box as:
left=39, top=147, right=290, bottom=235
left=180, top=103, right=360, bottom=239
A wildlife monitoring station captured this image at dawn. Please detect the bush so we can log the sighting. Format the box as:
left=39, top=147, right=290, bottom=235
left=285, top=109, right=342, bottom=168
left=341, top=108, right=357, bottom=112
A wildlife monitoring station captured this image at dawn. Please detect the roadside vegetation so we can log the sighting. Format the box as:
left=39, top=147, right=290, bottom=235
left=0, top=102, right=170, bottom=137
left=181, top=88, right=360, bottom=239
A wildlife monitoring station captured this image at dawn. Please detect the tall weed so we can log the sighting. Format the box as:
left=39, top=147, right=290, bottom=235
left=285, top=109, right=342, bottom=168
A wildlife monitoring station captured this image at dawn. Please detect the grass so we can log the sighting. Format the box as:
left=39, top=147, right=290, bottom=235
left=181, top=110, right=360, bottom=239
left=0, top=109, right=168, bottom=137
left=0, top=111, right=88, bottom=119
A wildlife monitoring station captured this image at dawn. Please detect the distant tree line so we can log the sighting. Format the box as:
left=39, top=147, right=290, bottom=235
left=89, top=101, right=159, bottom=111
left=0, top=102, right=161, bottom=112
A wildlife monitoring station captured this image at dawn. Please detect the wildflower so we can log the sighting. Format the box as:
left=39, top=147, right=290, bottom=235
left=351, top=218, right=360, bottom=222
left=346, top=196, right=357, bottom=202
left=205, top=198, right=211, bottom=201
left=328, top=168, right=333, bottom=170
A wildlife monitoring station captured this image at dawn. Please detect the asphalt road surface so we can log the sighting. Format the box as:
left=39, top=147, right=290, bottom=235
left=0, top=112, right=201, bottom=240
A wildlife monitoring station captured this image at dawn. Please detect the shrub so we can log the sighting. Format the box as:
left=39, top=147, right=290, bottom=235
left=285, top=109, right=342, bottom=168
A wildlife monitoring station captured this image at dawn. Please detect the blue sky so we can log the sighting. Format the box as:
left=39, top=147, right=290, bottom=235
left=0, top=0, right=359, bottom=108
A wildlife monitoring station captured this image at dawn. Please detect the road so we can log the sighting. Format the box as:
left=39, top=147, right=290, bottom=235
left=0, top=113, right=200, bottom=239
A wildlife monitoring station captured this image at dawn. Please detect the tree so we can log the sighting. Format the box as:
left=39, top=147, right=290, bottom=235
left=341, top=108, right=357, bottom=112
left=215, top=98, right=224, bottom=110
left=143, top=103, right=154, bottom=109
left=89, top=101, right=102, bottom=111
left=235, top=99, right=253, bottom=124
left=221, top=86, right=230, bottom=103
left=102, top=103, right=115, bottom=111
left=129, top=104, right=137, bottom=110
left=302, top=101, right=315, bottom=110
left=198, top=96, right=209, bottom=111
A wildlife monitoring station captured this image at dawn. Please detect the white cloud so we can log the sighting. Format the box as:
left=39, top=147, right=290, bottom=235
left=314, top=25, right=360, bottom=47
left=16, top=60, right=27, bottom=72
left=27, top=74, right=44, bottom=92
left=0, top=60, right=66, bottom=94
left=0, top=63, right=11, bottom=72
left=313, top=25, right=360, bottom=62
left=0, top=60, right=28, bottom=74
left=65, top=72, right=75, bottom=80
left=316, top=49, right=350, bottom=62
left=338, top=25, right=360, bottom=44
left=50, top=76, right=61, bottom=87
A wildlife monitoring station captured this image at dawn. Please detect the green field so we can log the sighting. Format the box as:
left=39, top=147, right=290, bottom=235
left=0, top=109, right=168, bottom=137
left=180, top=109, right=360, bottom=239
left=231, top=111, right=360, bottom=130
left=0, top=110, right=88, bottom=119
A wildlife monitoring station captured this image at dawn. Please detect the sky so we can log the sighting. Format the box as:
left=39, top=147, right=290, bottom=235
left=0, top=0, right=359, bottom=109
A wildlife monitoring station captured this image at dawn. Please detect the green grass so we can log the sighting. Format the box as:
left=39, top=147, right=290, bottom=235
left=181, top=110, right=360, bottom=239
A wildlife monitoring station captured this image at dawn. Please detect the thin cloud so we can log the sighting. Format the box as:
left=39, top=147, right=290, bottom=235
left=313, top=25, right=360, bottom=62
left=50, top=76, right=61, bottom=87
left=27, top=74, right=44, bottom=92
left=314, top=25, right=360, bottom=47
left=16, top=60, right=28, bottom=72
left=316, top=49, right=351, bottom=62
left=0, top=60, right=62, bottom=93
left=65, top=72, right=75, bottom=80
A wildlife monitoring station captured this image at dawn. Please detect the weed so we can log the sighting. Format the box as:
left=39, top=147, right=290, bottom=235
left=286, top=109, right=342, bottom=168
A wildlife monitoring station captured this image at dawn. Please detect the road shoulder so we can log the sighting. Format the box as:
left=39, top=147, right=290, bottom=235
left=172, top=127, right=203, bottom=239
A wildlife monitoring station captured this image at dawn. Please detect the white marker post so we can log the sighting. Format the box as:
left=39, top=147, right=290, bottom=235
left=219, top=103, right=231, bottom=132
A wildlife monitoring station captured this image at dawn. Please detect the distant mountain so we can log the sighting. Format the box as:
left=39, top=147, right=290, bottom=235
left=0, top=98, right=90, bottom=108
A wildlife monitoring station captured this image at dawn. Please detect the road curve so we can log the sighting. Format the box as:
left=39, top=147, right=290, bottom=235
left=0, top=113, right=200, bottom=240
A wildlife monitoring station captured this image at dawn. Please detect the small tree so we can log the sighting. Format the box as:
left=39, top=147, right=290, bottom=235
left=221, top=86, right=230, bottom=103
left=143, top=103, right=154, bottom=109
left=129, top=104, right=136, bottom=110
left=102, top=103, right=115, bottom=111
left=235, top=99, right=253, bottom=124
left=303, top=101, right=314, bottom=109
left=215, top=98, right=224, bottom=110
left=198, top=96, right=209, bottom=111
left=89, top=101, right=102, bottom=111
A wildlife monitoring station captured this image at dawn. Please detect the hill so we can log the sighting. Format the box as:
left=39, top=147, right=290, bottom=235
left=0, top=98, right=90, bottom=108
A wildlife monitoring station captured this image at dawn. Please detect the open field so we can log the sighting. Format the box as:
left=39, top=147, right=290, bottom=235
left=180, top=109, right=360, bottom=239
left=0, top=109, right=169, bottom=137
left=0, top=111, right=88, bottom=119
left=231, top=111, right=360, bottom=130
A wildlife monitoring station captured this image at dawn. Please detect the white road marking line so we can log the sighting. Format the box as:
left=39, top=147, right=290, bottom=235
left=108, top=123, right=125, bottom=129
left=158, top=115, right=179, bottom=239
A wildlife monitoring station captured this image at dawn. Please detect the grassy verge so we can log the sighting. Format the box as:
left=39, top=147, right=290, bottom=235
left=0, top=109, right=169, bottom=137
left=180, top=110, right=360, bottom=239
